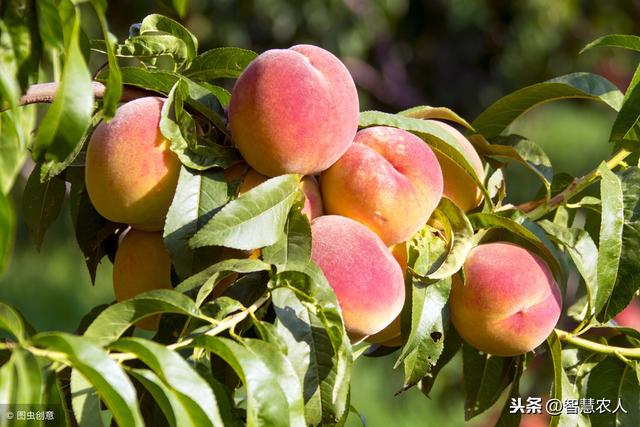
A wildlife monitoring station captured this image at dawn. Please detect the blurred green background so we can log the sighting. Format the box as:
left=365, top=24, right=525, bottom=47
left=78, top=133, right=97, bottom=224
left=2, top=0, right=639, bottom=426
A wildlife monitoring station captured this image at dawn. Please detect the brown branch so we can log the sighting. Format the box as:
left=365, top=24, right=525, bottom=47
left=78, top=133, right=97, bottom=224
left=14, top=82, right=154, bottom=109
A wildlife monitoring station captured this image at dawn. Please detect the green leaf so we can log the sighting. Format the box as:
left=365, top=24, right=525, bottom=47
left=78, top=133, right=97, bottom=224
left=359, top=110, right=488, bottom=202
left=419, top=327, right=462, bottom=396
left=600, top=167, right=640, bottom=320
left=0, top=107, right=32, bottom=194
left=140, top=14, right=198, bottom=65
left=193, top=336, right=303, bottom=427
left=586, top=357, right=640, bottom=427
left=398, top=105, right=474, bottom=130
left=0, top=348, right=42, bottom=408
left=537, top=220, right=598, bottom=317
left=157, top=0, right=191, bottom=18
left=110, top=338, right=224, bottom=427
left=271, top=286, right=351, bottom=425
left=97, top=67, right=180, bottom=95
left=262, top=202, right=312, bottom=272
left=71, top=369, right=107, bottom=427
left=580, top=34, right=640, bottom=54
left=22, top=164, right=65, bottom=250
left=128, top=368, right=188, bottom=427
left=185, top=47, right=257, bottom=80
left=611, top=63, right=640, bottom=146
left=563, top=347, right=606, bottom=399
left=427, top=198, right=474, bottom=279
left=164, top=166, right=229, bottom=279
left=32, top=8, right=93, bottom=162
left=190, top=174, right=301, bottom=250
left=84, top=289, right=203, bottom=346
left=472, top=73, right=623, bottom=139
left=547, top=332, right=584, bottom=427
left=0, top=191, right=15, bottom=274
left=493, top=356, right=525, bottom=427
left=470, top=134, right=553, bottom=198
left=91, top=1, right=122, bottom=119
left=33, top=332, right=144, bottom=427
left=0, top=301, right=31, bottom=343
left=462, top=345, right=518, bottom=420
left=468, top=212, right=563, bottom=281
left=596, top=163, right=624, bottom=316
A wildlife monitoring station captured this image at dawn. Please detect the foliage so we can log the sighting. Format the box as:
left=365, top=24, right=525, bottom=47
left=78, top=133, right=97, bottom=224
left=1, top=2, right=640, bottom=426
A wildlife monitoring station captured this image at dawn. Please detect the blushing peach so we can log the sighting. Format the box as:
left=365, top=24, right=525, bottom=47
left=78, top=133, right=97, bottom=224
left=229, top=45, right=359, bottom=176
left=613, top=297, right=640, bottom=330
left=113, top=229, right=173, bottom=330
left=428, top=120, right=484, bottom=212
left=311, top=215, right=405, bottom=339
left=85, top=97, right=181, bottom=231
left=321, top=126, right=443, bottom=246
left=450, top=242, right=562, bottom=356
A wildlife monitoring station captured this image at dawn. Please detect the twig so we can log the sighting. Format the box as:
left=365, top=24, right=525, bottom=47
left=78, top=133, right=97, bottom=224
left=555, top=328, right=640, bottom=359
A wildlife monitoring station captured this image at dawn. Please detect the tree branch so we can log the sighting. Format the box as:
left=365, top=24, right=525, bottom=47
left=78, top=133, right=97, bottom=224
left=555, top=328, right=640, bottom=359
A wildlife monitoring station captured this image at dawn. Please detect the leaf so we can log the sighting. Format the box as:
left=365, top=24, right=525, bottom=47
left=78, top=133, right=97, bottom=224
left=468, top=212, right=563, bottom=281
left=174, top=258, right=271, bottom=296
left=185, top=47, right=257, bottom=80
left=547, top=332, right=583, bottom=427
left=22, top=164, right=65, bottom=250
left=32, top=8, right=93, bottom=162
left=262, top=202, right=312, bottom=272
left=110, top=338, right=224, bottom=427
left=70, top=369, right=107, bottom=427
left=97, top=67, right=181, bottom=95
left=0, top=301, right=31, bottom=343
left=157, top=0, right=191, bottom=18
left=0, top=108, right=32, bottom=194
left=271, top=286, right=351, bottom=425
left=398, top=105, right=474, bottom=130
left=0, top=191, right=15, bottom=274
left=359, top=111, right=488, bottom=201
left=586, top=356, right=640, bottom=427
left=33, top=332, right=144, bottom=427
left=427, top=198, right=474, bottom=279
left=580, top=34, right=640, bottom=54
left=91, top=0, right=122, bottom=119
left=84, top=289, right=203, bottom=346
left=462, top=345, right=518, bottom=420
left=600, top=167, right=640, bottom=320
left=537, top=220, right=598, bottom=317
left=164, top=166, right=229, bottom=279
left=493, top=356, right=525, bottom=427
left=140, top=14, right=198, bottom=65
left=128, top=368, right=188, bottom=427
left=596, top=163, right=624, bottom=315
left=419, top=327, right=462, bottom=396
left=470, top=134, right=553, bottom=198
left=190, top=174, right=301, bottom=250
left=0, top=348, right=42, bottom=406
left=610, top=64, right=640, bottom=145
left=472, top=73, right=623, bottom=139
left=193, top=336, right=303, bottom=427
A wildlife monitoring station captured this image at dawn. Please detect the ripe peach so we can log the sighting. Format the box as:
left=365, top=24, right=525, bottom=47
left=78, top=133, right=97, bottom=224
left=85, top=97, right=181, bottom=231
left=224, top=163, right=324, bottom=220
left=113, top=229, right=173, bottom=330
left=450, top=242, right=562, bottom=356
left=311, top=215, right=405, bottom=339
left=613, top=297, right=640, bottom=330
left=228, top=45, right=359, bottom=176
left=321, top=126, right=443, bottom=246
left=428, top=120, right=484, bottom=212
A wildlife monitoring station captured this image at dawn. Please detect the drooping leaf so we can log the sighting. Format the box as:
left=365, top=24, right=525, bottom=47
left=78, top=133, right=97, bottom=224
left=262, top=202, right=312, bottom=272
left=190, top=174, right=301, bottom=250
left=32, top=8, right=93, bottom=162
left=547, top=332, right=586, bottom=427
left=472, top=73, right=623, bottom=139
left=398, top=105, right=474, bottom=130
left=70, top=369, right=108, bottom=427
left=128, top=368, right=191, bottom=427
left=164, top=166, right=229, bottom=279
left=157, top=0, right=191, bottom=18
left=493, top=356, right=525, bottom=427
left=580, top=34, right=640, bottom=54
left=97, top=67, right=180, bottom=95
left=110, top=338, right=224, bottom=427
left=0, top=108, right=32, bottom=194
left=0, top=301, right=32, bottom=343
left=186, top=47, right=257, bottom=80
left=0, top=191, right=16, bottom=274
left=419, top=327, right=462, bottom=396
left=33, top=333, right=144, bottom=427
left=610, top=64, right=640, bottom=146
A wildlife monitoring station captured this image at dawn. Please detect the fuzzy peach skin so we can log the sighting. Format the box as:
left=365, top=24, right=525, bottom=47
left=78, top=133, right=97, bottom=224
left=228, top=44, right=359, bottom=176
left=613, top=297, right=640, bottom=330
left=321, top=126, right=443, bottom=246
left=367, top=242, right=407, bottom=345
left=428, top=120, right=485, bottom=212
left=224, top=163, right=324, bottom=220
left=311, top=215, right=405, bottom=339
left=450, top=242, right=562, bottom=356
left=85, top=97, right=181, bottom=231
left=113, top=229, right=173, bottom=330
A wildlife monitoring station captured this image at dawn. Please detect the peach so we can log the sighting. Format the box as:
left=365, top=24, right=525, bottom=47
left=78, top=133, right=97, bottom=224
left=224, top=163, right=324, bottom=220
left=228, top=45, right=359, bottom=176
left=613, top=297, right=640, bottom=330
left=428, top=120, right=484, bottom=212
left=113, top=229, right=173, bottom=330
left=320, top=126, right=443, bottom=246
left=311, top=215, right=405, bottom=339
left=450, top=242, right=562, bottom=356
left=85, top=97, right=181, bottom=231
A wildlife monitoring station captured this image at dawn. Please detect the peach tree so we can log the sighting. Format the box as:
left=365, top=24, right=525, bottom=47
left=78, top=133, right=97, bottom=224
left=1, top=1, right=640, bottom=426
